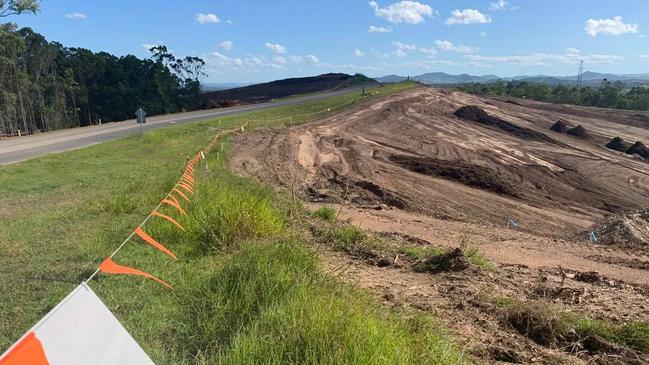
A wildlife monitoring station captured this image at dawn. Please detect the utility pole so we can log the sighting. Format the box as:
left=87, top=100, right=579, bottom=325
left=576, top=60, right=584, bottom=89
left=576, top=60, right=584, bottom=105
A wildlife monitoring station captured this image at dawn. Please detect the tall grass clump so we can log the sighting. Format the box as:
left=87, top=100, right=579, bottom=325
left=174, top=241, right=466, bottom=365
left=312, top=206, right=337, bottom=222
left=182, top=176, right=284, bottom=253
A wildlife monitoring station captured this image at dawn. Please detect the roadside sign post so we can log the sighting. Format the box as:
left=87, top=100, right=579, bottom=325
left=135, top=108, right=147, bottom=139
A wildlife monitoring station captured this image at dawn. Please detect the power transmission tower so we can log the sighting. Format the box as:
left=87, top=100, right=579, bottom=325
left=576, top=60, right=584, bottom=89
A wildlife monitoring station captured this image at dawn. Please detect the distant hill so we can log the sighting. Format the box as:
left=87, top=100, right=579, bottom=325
left=203, top=73, right=376, bottom=107
left=377, top=71, right=649, bottom=87
left=376, top=72, right=499, bottom=84
left=201, top=82, right=250, bottom=92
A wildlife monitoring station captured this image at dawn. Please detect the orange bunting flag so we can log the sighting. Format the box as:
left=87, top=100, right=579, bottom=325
left=152, top=211, right=185, bottom=231
left=0, top=332, right=49, bottom=365
left=134, top=227, right=177, bottom=260
left=180, top=177, right=194, bottom=188
left=161, top=195, right=186, bottom=215
left=99, top=257, right=172, bottom=289
left=182, top=174, right=194, bottom=183
left=177, top=183, right=194, bottom=194
left=172, top=188, right=191, bottom=203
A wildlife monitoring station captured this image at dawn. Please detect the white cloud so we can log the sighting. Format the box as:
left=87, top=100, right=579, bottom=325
left=142, top=42, right=171, bottom=53
left=205, top=51, right=285, bottom=73
left=392, top=41, right=418, bottom=52
left=585, top=16, right=638, bottom=36
left=196, top=13, right=220, bottom=24
left=65, top=13, right=87, bottom=20
left=565, top=47, right=580, bottom=54
left=419, top=47, right=437, bottom=56
left=304, top=55, right=320, bottom=64
left=490, top=0, right=511, bottom=11
left=273, top=56, right=287, bottom=64
left=265, top=42, right=287, bottom=54
left=217, top=40, right=234, bottom=51
left=446, top=9, right=492, bottom=25
left=480, top=32, right=487, bottom=38
left=435, top=40, right=478, bottom=54
left=368, top=25, right=393, bottom=33
left=388, top=42, right=438, bottom=58
left=639, top=54, right=649, bottom=62
left=467, top=61, right=493, bottom=68
left=226, top=19, right=234, bottom=24
left=354, top=49, right=365, bottom=57
left=465, top=50, right=624, bottom=66
left=369, top=1, right=436, bottom=24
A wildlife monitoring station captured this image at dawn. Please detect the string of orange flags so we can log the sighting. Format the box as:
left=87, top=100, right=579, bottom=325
left=1, top=123, right=250, bottom=364
left=83, top=151, right=203, bottom=289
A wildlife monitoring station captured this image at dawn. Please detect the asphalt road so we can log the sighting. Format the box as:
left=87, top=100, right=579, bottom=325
left=0, top=87, right=363, bottom=165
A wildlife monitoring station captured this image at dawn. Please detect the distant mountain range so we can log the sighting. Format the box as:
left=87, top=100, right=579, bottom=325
left=202, top=82, right=251, bottom=92
left=376, top=71, right=649, bottom=87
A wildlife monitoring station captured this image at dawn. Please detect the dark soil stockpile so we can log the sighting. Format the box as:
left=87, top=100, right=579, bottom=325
left=606, top=137, right=628, bottom=152
left=388, top=154, right=518, bottom=197
left=550, top=120, right=571, bottom=133
left=566, top=125, right=589, bottom=139
left=626, top=142, right=649, bottom=158
left=454, top=106, right=554, bottom=143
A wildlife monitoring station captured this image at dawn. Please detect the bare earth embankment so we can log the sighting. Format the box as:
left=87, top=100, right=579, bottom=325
left=231, top=86, right=649, bottom=364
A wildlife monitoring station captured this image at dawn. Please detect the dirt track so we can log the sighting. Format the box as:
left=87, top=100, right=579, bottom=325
left=231, top=86, right=649, bottom=363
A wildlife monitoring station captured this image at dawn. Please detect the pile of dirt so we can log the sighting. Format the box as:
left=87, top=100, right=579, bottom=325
left=454, top=105, right=554, bottom=142
left=566, top=125, right=589, bottom=139
left=550, top=120, right=571, bottom=133
left=387, top=154, right=518, bottom=196
left=415, top=248, right=470, bottom=273
left=606, top=136, right=628, bottom=152
left=626, top=141, right=649, bottom=159
left=588, top=208, right=649, bottom=246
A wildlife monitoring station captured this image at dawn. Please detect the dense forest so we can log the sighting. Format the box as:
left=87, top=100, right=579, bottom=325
left=0, top=22, right=205, bottom=135
left=457, top=80, right=649, bottom=111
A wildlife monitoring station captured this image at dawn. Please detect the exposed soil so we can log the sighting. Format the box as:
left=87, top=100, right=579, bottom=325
left=454, top=105, right=555, bottom=143
left=231, top=86, right=649, bottom=364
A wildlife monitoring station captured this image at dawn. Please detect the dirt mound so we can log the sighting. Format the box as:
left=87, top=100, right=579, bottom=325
left=589, top=208, right=649, bottom=246
left=626, top=141, right=649, bottom=158
left=606, top=137, right=628, bottom=152
left=550, top=120, right=571, bottom=133
left=387, top=154, right=518, bottom=196
left=454, top=105, right=554, bottom=142
left=415, top=248, right=470, bottom=273
left=566, top=125, right=589, bottom=139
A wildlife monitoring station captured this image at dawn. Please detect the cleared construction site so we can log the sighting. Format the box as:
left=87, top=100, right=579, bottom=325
left=232, top=85, right=649, bottom=364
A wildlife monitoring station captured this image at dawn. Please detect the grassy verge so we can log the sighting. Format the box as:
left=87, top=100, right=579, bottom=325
left=1, top=81, right=467, bottom=363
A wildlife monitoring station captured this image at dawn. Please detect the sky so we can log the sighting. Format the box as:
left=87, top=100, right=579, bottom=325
left=5, top=0, right=649, bottom=83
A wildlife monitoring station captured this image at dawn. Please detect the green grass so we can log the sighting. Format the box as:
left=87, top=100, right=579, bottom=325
left=494, top=298, right=649, bottom=354
left=312, top=206, right=338, bottom=222
left=0, top=81, right=469, bottom=364
left=562, top=313, right=649, bottom=353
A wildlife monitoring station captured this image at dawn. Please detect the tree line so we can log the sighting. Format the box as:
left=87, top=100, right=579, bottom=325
left=0, top=23, right=205, bottom=135
left=456, top=80, right=649, bottom=111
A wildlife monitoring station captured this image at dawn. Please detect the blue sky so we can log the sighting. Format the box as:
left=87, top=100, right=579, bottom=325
left=6, top=0, right=649, bottom=83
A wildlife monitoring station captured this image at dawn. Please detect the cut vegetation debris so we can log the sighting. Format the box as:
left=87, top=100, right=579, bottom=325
left=1, top=82, right=470, bottom=364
